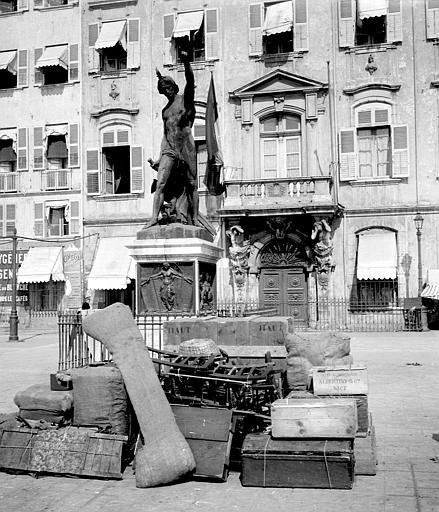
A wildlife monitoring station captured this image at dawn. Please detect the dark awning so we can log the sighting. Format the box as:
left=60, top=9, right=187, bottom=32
left=47, top=136, right=68, bottom=159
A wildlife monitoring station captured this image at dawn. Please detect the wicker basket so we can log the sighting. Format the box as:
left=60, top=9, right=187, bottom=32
left=178, top=338, right=221, bottom=357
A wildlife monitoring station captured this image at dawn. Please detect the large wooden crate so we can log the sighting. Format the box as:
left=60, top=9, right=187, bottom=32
left=241, top=433, right=354, bottom=489
left=0, top=427, right=127, bottom=479
left=287, top=390, right=369, bottom=435
left=171, top=405, right=235, bottom=481
left=311, top=366, right=368, bottom=395
left=271, top=398, right=357, bottom=439
left=355, top=424, right=377, bottom=475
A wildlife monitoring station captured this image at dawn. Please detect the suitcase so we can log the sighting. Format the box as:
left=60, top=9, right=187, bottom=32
left=241, top=433, right=354, bottom=489
left=355, top=424, right=377, bottom=475
left=171, top=405, right=235, bottom=481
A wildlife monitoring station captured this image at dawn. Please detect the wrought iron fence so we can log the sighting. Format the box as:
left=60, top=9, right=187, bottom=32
left=57, top=297, right=424, bottom=370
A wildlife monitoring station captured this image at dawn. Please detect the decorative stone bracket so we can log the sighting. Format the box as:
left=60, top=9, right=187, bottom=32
left=311, top=218, right=334, bottom=289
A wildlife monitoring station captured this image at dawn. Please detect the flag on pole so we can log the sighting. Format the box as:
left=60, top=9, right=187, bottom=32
left=203, top=73, right=224, bottom=195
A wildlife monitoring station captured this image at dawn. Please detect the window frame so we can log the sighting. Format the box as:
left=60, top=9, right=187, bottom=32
left=259, top=112, right=302, bottom=178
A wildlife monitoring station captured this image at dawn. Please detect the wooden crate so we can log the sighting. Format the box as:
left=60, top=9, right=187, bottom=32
left=241, top=433, right=354, bottom=489
left=0, top=427, right=127, bottom=479
left=355, top=424, right=377, bottom=476
left=311, top=366, right=368, bottom=395
left=271, top=398, right=357, bottom=439
left=287, top=390, right=369, bottom=435
left=171, top=405, right=235, bottom=481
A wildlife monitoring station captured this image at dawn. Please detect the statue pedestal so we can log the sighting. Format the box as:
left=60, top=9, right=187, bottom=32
left=128, top=224, right=223, bottom=315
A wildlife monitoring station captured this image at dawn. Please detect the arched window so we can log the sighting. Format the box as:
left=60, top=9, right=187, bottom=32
left=260, top=113, right=301, bottom=178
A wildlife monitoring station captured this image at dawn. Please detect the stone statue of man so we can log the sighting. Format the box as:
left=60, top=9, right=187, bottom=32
left=146, top=51, right=198, bottom=227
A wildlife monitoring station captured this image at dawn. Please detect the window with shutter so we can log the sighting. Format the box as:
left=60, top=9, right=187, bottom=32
left=34, top=48, right=43, bottom=86
left=249, top=3, right=263, bottom=56
left=68, top=44, right=79, bottom=82
left=16, top=49, right=28, bottom=88
left=33, top=126, right=45, bottom=170
left=163, top=14, right=175, bottom=66
left=391, top=125, right=409, bottom=177
left=34, top=202, right=44, bottom=237
left=68, top=123, right=79, bottom=168
left=100, top=125, right=133, bottom=195
left=427, top=0, right=439, bottom=39
left=260, top=113, right=302, bottom=178
left=5, top=204, right=15, bottom=236
left=339, top=0, right=356, bottom=48
left=86, top=149, right=100, bottom=195
left=17, top=128, right=28, bottom=171
left=349, top=103, right=403, bottom=181
left=69, top=200, right=80, bottom=235
left=127, top=18, right=140, bottom=69
left=0, top=205, right=3, bottom=235
left=205, top=8, right=219, bottom=60
left=339, top=129, right=357, bottom=181
left=130, top=145, right=144, bottom=193
left=262, top=1, right=294, bottom=55
left=88, top=23, right=100, bottom=74
left=294, top=0, right=309, bottom=51
left=0, top=50, right=18, bottom=89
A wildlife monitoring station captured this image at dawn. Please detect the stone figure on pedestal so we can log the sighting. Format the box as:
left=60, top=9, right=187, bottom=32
left=145, top=50, right=198, bottom=228
left=227, top=225, right=251, bottom=301
left=311, top=219, right=333, bottom=289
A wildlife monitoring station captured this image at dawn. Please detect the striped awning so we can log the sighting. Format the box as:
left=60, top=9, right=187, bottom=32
left=263, top=1, right=293, bottom=36
left=95, top=20, right=127, bottom=51
left=36, top=45, right=68, bottom=70
left=357, top=0, right=387, bottom=20
left=88, top=237, right=135, bottom=290
left=173, top=10, right=204, bottom=38
left=17, top=246, right=65, bottom=283
left=421, top=269, right=439, bottom=300
left=0, top=50, right=17, bottom=74
left=357, top=229, right=397, bottom=280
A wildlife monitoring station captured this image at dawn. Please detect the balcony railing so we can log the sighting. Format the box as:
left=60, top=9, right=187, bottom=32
left=0, top=172, right=18, bottom=193
left=41, top=169, right=72, bottom=191
left=221, top=171, right=334, bottom=213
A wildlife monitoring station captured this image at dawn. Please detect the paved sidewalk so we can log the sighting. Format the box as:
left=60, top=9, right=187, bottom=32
left=0, top=330, right=438, bottom=511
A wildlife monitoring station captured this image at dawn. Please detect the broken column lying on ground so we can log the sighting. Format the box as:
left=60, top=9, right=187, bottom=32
left=82, top=303, right=195, bottom=487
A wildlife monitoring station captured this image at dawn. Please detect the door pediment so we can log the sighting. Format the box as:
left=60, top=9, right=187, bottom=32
left=230, top=69, right=328, bottom=99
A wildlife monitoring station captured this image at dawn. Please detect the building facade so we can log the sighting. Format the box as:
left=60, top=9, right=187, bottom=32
left=1, top=0, right=439, bottom=325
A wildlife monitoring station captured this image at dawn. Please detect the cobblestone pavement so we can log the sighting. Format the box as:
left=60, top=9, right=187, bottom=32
left=0, top=329, right=438, bottom=512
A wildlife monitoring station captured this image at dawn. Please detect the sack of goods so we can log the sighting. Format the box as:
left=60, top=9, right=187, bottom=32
left=14, top=384, right=73, bottom=424
left=70, top=365, right=128, bottom=435
left=285, top=331, right=353, bottom=390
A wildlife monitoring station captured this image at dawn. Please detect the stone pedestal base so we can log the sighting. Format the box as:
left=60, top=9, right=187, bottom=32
left=128, top=224, right=222, bottom=315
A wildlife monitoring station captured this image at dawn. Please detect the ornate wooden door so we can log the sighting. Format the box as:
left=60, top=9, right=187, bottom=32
left=260, top=267, right=308, bottom=321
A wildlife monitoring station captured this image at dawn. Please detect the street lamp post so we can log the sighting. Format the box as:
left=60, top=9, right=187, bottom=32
left=414, top=212, right=424, bottom=296
left=8, top=228, right=19, bottom=342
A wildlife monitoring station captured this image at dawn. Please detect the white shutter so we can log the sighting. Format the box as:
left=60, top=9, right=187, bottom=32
left=391, top=125, right=409, bottom=177
left=34, top=48, right=43, bottom=86
left=387, top=0, right=402, bottom=43
left=294, top=0, right=309, bottom=51
left=17, top=128, right=28, bottom=171
left=205, top=8, right=219, bottom=60
left=127, top=18, right=141, bottom=69
left=163, top=14, right=175, bottom=66
left=130, top=145, right=144, bottom=193
left=69, top=200, right=80, bottom=235
left=88, top=23, right=100, bottom=74
left=68, top=44, right=79, bottom=82
left=339, top=129, right=357, bottom=181
left=17, top=49, right=28, bottom=88
left=68, top=123, right=79, bottom=168
left=102, top=129, right=115, bottom=147
left=249, top=3, right=263, bottom=56
left=33, top=126, right=45, bottom=171
left=5, top=204, right=16, bottom=236
left=34, top=202, right=44, bottom=237
left=426, top=0, right=439, bottom=39
left=116, top=129, right=129, bottom=146
left=241, top=98, right=253, bottom=124
left=339, top=0, right=355, bottom=48
left=86, top=149, right=100, bottom=195
left=0, top=205, right=3, bottom=235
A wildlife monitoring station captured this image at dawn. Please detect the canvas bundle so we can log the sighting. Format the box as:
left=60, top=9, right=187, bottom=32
left=14, top=384, right=73, bottom=424
left=285, top=332, right=353, bottom=390
left=70, top=365, right=128, bottom=435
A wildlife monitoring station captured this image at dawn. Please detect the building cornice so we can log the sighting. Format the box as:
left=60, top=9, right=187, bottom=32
left=343, top=83, right=401, bottom=95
